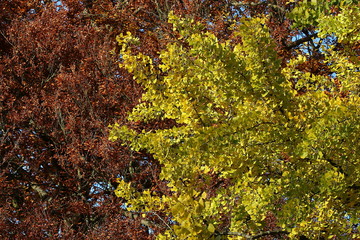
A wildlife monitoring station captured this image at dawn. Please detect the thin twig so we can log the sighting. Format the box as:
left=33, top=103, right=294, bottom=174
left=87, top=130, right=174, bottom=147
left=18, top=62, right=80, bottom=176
left=0, top=29, right=14, bottom=47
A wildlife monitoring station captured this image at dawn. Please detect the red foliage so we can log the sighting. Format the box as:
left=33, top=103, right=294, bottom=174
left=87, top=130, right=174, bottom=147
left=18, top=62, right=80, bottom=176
left=0, top=1, right=155, bottom=238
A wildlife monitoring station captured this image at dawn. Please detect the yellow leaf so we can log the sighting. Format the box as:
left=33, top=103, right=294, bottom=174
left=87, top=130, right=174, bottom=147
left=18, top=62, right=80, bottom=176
left=207, top=223, right=215, bottom=233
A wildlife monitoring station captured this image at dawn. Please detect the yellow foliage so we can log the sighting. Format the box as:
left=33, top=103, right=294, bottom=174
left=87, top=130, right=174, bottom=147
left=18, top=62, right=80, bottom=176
left=110, top=9, right=360, bottom=240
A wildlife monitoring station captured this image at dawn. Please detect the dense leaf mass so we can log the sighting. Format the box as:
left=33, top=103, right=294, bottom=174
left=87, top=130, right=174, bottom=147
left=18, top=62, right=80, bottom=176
left=110, top=1, right=360, bottom=239
left=0, top=0, right=261, bottom=238
left=1, top=0, right=359, bottom=239
left=0, top=0, right=153, bottom=238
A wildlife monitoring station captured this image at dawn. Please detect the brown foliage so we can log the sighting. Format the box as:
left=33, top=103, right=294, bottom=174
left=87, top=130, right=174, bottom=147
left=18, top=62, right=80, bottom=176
left=0, top=1, right=154, bottom=238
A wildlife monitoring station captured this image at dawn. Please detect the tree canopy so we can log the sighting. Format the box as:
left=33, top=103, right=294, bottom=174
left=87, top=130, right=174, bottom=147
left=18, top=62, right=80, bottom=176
left=0, top=0, right=264, bottom=238
left=110, top=1, right=360, bottom=239
left=1, top=0, right=359, bottom=239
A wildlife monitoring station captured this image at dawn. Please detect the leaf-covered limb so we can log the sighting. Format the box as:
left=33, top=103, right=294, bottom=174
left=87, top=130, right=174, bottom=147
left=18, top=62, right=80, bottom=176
left=110, top=1, right=360, bottom=239
left=218, top=229, right=289, bottom=239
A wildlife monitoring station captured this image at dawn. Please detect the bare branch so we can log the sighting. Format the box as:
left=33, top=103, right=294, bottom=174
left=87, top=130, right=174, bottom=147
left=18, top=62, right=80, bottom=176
left=285, top=33, right=318, bottom=50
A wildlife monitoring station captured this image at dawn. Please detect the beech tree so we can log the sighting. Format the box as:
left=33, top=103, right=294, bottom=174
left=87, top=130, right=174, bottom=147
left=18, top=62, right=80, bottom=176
left=110, top=1, right=360, bottom=239
left=0, top=1, right=148, bottom=238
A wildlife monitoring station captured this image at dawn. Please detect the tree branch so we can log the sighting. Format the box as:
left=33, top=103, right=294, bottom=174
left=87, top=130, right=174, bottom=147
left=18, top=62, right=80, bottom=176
left=219, top=229, right=289, bottom=239
left=285, top=33, right=318, bottom=50
left=230, top=0, right=286, bottom=12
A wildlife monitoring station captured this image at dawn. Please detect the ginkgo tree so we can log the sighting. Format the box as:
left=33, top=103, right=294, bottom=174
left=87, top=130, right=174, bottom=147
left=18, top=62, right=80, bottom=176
left=110, top=3, right=360, bottom=239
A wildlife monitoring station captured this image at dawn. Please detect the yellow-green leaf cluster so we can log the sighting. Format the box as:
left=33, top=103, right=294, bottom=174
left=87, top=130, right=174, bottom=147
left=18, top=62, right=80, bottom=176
left=109, top=11, right=360, bottom=239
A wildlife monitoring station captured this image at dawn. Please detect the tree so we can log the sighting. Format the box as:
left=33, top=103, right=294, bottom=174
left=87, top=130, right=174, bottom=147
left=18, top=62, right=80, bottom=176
left=1, top=0, right=358, bottom=238
left=110, top=2, right=360, bottom=239
left=0, top=0, right=254, bottom=238
left=0, top=0, right=156, bottom=238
